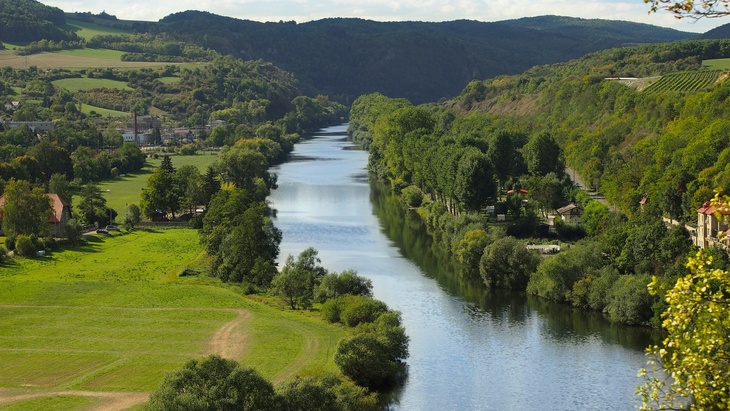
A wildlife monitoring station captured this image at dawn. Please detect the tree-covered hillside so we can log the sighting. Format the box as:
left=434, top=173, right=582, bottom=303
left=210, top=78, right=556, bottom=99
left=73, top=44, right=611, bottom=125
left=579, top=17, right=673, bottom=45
left=148, top=12, right=696, bottom=104
left=0, top=0, right=76, bottom=43
left=446, top=38, right=730, bottom=221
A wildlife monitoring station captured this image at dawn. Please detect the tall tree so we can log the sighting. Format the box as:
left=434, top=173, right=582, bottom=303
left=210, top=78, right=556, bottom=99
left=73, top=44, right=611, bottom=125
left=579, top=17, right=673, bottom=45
left=639, top=250, right=730, bottom=410
left=522, top=132, right=564, bottom=177
left=48, top=173, right=71, bottom=205
left=0, top=179, right=51, bottom=237
left=271, top=247, right=328, bottom=309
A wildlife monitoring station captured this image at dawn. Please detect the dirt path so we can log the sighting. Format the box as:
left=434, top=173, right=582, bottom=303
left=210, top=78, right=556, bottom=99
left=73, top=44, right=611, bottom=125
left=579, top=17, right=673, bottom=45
left=271, top=320, right=320, bottom=385
left=206, top=309, right=252, bottom=360
left=0, top=305, right=253, bottom=410
left=0, top=389, right=149, bottom=411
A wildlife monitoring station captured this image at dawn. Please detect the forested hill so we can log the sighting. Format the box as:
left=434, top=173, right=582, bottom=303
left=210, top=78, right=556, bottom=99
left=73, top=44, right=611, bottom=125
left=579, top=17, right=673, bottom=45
left=445, top=38, right=730, bottom=220
left=0, top=0, right=74, bottom=42
left=148, top=12, right=696, bottom=103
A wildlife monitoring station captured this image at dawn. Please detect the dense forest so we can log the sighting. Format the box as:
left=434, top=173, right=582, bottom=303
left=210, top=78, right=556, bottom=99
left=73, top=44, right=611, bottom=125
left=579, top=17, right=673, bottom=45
left=348, top=38, right=730, bottom=331
left=0, top=0, right=79, bottom=43
left=37, top=9, right=698, bottom=103
left=149, top=13, right=697, bottom=103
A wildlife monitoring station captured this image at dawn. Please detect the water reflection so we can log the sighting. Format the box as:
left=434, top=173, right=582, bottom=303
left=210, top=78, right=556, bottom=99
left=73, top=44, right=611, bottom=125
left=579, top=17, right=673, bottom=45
left=269, top=124, right=660, bottom=411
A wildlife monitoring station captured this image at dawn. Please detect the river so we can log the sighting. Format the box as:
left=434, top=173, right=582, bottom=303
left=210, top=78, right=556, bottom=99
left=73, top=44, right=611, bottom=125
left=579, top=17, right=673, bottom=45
left=268, top=124, right=658, bottom=410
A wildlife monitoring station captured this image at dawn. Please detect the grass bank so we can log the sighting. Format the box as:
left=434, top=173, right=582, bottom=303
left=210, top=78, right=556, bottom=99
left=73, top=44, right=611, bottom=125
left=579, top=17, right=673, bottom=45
left=0, top=229, right=345, bottom=409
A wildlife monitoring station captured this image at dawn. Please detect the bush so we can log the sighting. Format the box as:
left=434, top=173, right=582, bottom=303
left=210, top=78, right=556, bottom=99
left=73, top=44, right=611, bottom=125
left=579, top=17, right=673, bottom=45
left=14, top=235, right=36, bottom=257
left=146, top=355, right=279, bottom=411
left=401, top=185, right=423, bottom=208
left=277, top=374, right=379, bottom=411
left=321, top=298, right=344, bottom=323
left=64, top=218, right=84, bottom=245
left=604, top=274, right=654, bottom=325
left=334, top=312, right=409, bottom=391
left=5, top=234, right=16, bottom=251
left=0, top=245, right=8, bottom=263
left=314, top=269, right=373, bottom=303
left=178, top=144, right=197, bottom=155
left=340, top=296, right=388, bottom=327
left=480, top=236, right=540, bottom=289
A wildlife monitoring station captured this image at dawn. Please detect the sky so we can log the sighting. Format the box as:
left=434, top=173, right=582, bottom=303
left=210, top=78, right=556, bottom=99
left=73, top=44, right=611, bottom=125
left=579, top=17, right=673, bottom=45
left=43, top=0, right=729, bottom=34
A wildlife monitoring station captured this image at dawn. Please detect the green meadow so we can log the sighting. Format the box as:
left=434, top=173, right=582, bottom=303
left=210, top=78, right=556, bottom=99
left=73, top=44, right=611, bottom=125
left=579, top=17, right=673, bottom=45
left=65, top=19, right=131, bottom=40
left=703, top=58, right=730, bottom=70
left=0, top=229, right=345, bottom=408
left=53, top=77, right=132, bottom=92
left=93, top=152, right=220, bottom=214
left=80, top=104, right=129, bottom=118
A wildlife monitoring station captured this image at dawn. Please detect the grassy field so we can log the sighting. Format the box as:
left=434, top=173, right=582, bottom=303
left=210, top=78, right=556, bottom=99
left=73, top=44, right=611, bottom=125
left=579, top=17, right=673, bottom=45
left=0, top=49, right=207, bottom=70
left=53, top=78, right=133, bottom=92
left=91, top=152, right=220, bottom=214
left=703, top=58, right=730, bottom=70
left=0, top=229, right=345, bottom=409
left=80, top=104, right=129, bottom=118
left=65, top=19, right=131, bottom=40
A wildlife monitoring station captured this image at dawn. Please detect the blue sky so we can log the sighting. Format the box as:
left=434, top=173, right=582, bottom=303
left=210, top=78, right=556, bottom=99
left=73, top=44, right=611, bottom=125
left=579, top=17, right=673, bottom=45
left=44, top=0, right=727, bottom=33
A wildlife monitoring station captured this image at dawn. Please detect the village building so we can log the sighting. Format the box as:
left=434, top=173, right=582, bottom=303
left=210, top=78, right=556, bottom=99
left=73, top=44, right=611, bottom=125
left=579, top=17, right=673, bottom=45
left=3, top=121, right=55, bottom=134
left=695, top=201, right=730, bottom=249
left=0, top=193, right=71, bottom=237
left=556, top=203, right=583, bottom=224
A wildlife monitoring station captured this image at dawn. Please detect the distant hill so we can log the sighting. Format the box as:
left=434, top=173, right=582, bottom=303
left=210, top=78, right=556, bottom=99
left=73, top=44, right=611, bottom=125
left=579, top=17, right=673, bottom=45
left=700, top=22, right=730, bottom=39
left=0, top=0, right=72, bottom=43
left=154, top=12, right=696, bottom=103
left=0, top=3, right=702, bottom=103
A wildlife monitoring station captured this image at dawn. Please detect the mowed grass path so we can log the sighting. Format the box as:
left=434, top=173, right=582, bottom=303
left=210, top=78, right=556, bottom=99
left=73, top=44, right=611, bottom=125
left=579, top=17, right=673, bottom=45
left=0, top=229, right=345, bottom=410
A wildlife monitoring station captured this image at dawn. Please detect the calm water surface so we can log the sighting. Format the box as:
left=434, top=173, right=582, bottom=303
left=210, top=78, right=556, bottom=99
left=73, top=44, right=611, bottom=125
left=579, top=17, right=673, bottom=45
left=268, top=124, right=657, bottom=410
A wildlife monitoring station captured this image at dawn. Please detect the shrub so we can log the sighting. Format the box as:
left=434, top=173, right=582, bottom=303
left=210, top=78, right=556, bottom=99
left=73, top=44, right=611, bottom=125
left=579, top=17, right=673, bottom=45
left=0, top=245, right=8, bottom=263
left=321, top=298, right=344, bottom=323
left=146, top=355, right=279, bottom=411
left=340, top=296, right=389, bottom=327
left=14, top=235, right=36, bottom=257
left=277, top=374, right=379, bottom=411
left=604, top=274, right=654, bottom=325
left=480, top=236, right=540, bottom=289
left=334, top=312, right=409, bottom=391
left=64, top=218, right=84, bottom=245
left=401, top=185, right=423, bottom=208
left=314, top=269, right=373, bottom=303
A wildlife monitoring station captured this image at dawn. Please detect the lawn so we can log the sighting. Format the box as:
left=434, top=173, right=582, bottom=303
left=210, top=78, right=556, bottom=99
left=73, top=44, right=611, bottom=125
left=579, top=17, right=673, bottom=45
left=703, top=58, right=730, bottom=70
left=53, top=78, right=132, bottom=92
left=81, top=104, right=129, bottom=118
left=0, top=229, right=345, bottom=408
left=91, top=152, right=220, bottom=214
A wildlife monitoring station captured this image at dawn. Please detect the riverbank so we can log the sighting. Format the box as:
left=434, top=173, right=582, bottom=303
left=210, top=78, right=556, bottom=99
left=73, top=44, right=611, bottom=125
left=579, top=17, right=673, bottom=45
left=270, top=124, right=658, bottom=410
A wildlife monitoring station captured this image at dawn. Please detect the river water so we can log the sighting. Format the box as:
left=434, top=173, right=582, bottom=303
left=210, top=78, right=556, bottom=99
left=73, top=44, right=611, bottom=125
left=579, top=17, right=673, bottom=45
left=268, top=124, right=658, bottom=410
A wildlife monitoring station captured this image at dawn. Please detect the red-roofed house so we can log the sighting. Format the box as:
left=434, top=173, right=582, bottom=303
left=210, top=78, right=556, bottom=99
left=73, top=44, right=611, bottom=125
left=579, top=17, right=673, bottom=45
left=696, top=201, right=730, bottom=249
left=0, top=193, right=71, bottom=236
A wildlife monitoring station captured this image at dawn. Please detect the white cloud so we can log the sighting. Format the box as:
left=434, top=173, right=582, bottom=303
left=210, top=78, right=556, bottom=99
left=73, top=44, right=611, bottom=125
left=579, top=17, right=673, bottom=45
left=42, top=0, right=726, bottom=32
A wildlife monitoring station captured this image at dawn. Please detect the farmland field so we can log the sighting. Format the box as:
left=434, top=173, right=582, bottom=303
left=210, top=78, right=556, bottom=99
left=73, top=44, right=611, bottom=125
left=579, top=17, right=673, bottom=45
left=642, top=70, right=722, bottom=93
left=0, top=50, right=206, bottom=70
left=703, top=58, right=730, bottom=71
left=53, top=78, right=132, bottom=92
left=0, top=229, right=345, bottom=409
left=65, top=19, right=132, bottom=40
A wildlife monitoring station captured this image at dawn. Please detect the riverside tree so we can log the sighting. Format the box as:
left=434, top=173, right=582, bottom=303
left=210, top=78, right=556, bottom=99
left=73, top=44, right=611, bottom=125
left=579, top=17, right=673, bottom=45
left=271, top=247, right=328, bottom=309
left=146, top=355, right=278, bottom=411
left=638, top=250, right=730, bottom=410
